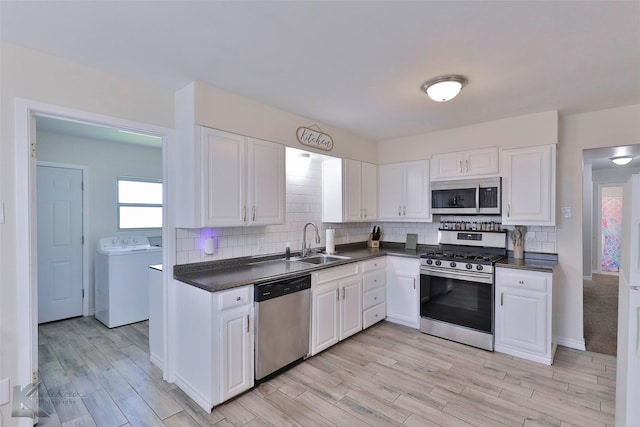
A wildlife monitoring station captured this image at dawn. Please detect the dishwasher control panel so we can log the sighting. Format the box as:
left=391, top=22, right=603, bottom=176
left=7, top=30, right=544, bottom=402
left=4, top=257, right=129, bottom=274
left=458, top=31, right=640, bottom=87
left=255, top=274, right=311, bottom=302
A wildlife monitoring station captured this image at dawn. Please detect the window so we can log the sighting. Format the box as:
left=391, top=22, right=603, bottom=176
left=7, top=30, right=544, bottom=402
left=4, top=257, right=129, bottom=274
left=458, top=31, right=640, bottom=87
left=117, top=178, right=162, bottom=230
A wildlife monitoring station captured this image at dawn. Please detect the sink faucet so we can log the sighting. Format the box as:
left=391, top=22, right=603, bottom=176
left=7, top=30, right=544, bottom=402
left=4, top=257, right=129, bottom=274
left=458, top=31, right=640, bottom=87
left=302, top=222, right=321, bottom=257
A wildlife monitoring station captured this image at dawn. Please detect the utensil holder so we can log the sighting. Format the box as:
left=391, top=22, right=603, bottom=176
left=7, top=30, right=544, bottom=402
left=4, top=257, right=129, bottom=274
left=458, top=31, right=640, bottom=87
left=514, top=244, right=524, bottom=259
left=367, top=234, right=380, bottom=248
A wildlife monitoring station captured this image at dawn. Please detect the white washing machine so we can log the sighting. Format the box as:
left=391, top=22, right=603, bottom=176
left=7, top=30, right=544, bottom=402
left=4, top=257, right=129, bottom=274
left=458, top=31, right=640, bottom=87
left=95, top=235, right=162, bottom=328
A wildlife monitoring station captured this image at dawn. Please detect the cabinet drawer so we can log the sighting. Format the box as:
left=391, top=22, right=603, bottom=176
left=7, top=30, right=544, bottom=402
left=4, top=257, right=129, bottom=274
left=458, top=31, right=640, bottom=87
left=363, top=270, right=386, bottom=292
left=217, top=286, right=252, bottom=310
left=362, top=257, right=386, bottom=272
left=363, top=303, right=386, bottom=329
left=363, top=286, right=386, bottom=310
left=497, top=269, right=549, bottom=292
left=315, top=263, right=359, bottom=285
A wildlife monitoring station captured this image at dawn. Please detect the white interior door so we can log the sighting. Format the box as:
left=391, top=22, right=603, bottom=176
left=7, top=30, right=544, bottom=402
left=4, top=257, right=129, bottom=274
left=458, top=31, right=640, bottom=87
left=37, top=165, right=84, bottom=323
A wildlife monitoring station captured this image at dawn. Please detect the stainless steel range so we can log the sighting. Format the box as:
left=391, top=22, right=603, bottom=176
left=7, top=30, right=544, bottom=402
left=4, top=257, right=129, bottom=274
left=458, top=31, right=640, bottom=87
left=419, top=230, right=507, bottom=351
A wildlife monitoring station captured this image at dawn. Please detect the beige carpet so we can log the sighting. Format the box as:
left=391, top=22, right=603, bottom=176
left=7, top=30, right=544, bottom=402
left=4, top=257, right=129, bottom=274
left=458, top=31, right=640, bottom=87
left=583, top=273, right=619, bottom=356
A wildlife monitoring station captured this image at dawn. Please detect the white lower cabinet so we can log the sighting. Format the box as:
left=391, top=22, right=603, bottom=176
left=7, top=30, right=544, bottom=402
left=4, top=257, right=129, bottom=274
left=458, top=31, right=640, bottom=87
left=495, top=267, right=556, bottom=364
left=310, top=263, right=362, bottom=356
left=362, top=257, right=386, bottom=329
left=386, top=256, right=420, bottom=328
left=173, top=283, right=254, bottom=411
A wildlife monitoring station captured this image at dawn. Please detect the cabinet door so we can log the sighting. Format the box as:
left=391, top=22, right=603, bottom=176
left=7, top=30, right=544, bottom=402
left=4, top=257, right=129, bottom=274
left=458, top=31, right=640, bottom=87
left=466, top=147, right=499, bottom=176
left=403, top=160, right=431, bottom=221
left=339, top=277, right=363, bottom=340
left=431, top=152, right=464, bottom=180
left=202, top=128, right=246, bottom=226
left=378, top=163, right=404, bottom=220
left=502, top=145, right=555, bottom=225
left=361, top=162, right=378, bottom=220
left=219, top=306, right=253, bottom=402
left=386, top=257, right=419, bottom=328
left=344, top=159, right=363, bottom=222
left=311, top=284, right=339, bottom=355
left=496, top=288, right=547, bottom=355
left=248, top=138, right=285, bottom=225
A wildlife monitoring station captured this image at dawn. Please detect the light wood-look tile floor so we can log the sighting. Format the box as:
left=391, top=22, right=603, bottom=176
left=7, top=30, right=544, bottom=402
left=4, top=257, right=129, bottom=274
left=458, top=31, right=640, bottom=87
left=37, top=317, right=616, bottom=427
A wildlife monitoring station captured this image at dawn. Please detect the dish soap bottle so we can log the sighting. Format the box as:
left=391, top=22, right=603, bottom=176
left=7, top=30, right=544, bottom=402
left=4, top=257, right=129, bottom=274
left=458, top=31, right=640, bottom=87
left=285, top=242, right=291, bottom=260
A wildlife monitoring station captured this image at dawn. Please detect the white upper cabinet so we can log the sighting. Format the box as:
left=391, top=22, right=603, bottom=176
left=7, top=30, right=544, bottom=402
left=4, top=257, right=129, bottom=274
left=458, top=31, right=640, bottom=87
left=502, top=144, right=556, bottom=226
left=431, top=147, right=499, bottom=180
left=247, top=138, right=286, bottom=225
left=378, top=160, right=431, bottom=222
left=322, top=158, right=377, bottom=223
left=177, top=126, right=285, bottom=228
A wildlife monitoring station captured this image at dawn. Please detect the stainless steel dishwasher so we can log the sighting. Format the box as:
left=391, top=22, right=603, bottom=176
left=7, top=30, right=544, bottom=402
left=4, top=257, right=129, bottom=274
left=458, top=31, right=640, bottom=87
left=254, top=274, right=311, bottom=381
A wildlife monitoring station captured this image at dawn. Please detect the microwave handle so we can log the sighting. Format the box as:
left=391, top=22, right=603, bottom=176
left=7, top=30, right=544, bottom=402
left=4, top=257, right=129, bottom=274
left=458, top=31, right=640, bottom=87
left=475, top=184, right=480, bottom=213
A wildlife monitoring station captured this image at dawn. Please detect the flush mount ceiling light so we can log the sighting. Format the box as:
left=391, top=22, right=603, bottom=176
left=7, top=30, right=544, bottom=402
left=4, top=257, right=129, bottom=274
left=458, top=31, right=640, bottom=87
left=422, top=75, right=468, bottom=102
left=610, top=156, right=633, bottom=166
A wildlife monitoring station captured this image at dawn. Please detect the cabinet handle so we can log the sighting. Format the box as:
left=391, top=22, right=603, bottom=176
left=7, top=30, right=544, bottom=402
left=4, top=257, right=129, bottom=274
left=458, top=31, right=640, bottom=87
left=242, top=206, right=247, bottom=222
left=403, top=205, right=406, bottom=216
left=374, top=296, right=377, bottom=300
left=364, top=208, right=367, bottom=218
left=246, top=314, right=250, bottom=333
left=507, top=204, right=511, bottom=217
left=236, top=296, right=241, bottom=301
left=501, top=293, right=503, bottom=306
left=398, top=205, right=402, bottom=216
left=342, top=288, right=345, bottom=299
left=466, top=159, right=469, bottom=173
left=252, top=206, right=256, bottom=222
left=459, top=160, right=463, bottom=174
left=336, top=288, right=339, bottom=301
left=519, top=280, right=525, bottom=285
left=413, top=278, right=416, bottom=290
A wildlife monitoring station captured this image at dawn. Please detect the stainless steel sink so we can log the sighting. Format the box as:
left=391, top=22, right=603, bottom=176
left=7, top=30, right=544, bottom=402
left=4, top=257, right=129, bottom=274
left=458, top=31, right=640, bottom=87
left=289, top=254, right=351, bottom=265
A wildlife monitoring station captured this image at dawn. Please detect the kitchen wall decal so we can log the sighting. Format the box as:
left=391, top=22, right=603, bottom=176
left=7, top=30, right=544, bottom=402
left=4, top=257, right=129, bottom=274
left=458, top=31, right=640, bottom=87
left=296, top=124, right=333, bottom=151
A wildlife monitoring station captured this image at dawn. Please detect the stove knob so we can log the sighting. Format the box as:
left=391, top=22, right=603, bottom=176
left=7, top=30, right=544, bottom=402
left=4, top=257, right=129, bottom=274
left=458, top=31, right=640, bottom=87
left=426, top=259, right=433, bottom=265
left=450, top=261, right=457, bottom=268
left=435, top=260, right=442, bottom=266
left=476, top=265, right=484, bottom=271
left=466, top=263, right=473, bottom=270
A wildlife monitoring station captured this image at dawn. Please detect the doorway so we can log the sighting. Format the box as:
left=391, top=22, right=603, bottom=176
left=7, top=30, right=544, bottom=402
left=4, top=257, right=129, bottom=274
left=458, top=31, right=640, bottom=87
left=13, top=98, right=173, bottom=392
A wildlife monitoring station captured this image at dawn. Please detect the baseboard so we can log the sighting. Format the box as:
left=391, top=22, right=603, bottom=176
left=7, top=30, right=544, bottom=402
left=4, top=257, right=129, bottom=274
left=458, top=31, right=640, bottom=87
left=173, top=373, right=212, bottom=413
left=584, top=274, right=593, bottom=280
left=556, top=336, right=586, bottom=351
left=150, top=353, right=163, bottom=369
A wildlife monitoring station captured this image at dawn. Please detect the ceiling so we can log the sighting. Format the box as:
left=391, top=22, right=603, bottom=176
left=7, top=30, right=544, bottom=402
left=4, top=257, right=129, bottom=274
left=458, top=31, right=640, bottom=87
left=2, top=1, right=639, bottom=143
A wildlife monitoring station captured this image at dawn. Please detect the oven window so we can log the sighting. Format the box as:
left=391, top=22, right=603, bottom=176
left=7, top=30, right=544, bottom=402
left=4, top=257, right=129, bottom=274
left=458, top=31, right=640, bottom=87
left=420, top=274, right=492, bottom=333
left=431, top=188, right=477, bottom=209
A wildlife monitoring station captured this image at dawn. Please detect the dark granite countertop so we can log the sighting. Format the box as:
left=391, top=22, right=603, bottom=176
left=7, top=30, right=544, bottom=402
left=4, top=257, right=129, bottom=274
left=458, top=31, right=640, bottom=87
left=496, top=252, right=558, bottom=273
left=174, top=241, right=435, bottom=293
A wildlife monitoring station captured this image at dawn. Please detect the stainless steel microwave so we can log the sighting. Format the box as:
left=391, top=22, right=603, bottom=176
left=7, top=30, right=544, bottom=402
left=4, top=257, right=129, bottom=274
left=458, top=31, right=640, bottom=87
left=431, top=177, right=501, bottom=215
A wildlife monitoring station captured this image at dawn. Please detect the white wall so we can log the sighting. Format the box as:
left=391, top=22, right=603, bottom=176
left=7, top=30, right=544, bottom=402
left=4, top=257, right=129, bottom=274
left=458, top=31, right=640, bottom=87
left=557, top=104, right=640, bottom=349
left=378, top=110, right=558, bottom=163
left=37, top=130, right=162, bottom=313
left=187, top=82, right=378, bottom=163
left=1, top=42, right=174, bottom=426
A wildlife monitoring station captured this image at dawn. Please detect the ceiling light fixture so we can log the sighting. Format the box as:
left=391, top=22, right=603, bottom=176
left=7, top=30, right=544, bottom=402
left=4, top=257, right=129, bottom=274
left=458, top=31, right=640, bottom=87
left=422, top=75, right=468, bottom=102
left=610, top=156, right=633, bottom=166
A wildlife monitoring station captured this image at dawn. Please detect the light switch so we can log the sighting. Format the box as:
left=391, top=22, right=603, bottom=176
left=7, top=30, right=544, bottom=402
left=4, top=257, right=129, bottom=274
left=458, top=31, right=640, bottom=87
left=562, top=207, right=572, bottom=218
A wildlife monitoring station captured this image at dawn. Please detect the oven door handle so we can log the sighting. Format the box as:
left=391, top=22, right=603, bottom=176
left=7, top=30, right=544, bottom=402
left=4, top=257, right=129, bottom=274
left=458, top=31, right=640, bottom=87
left=420, top=267, right=493, bottom=284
